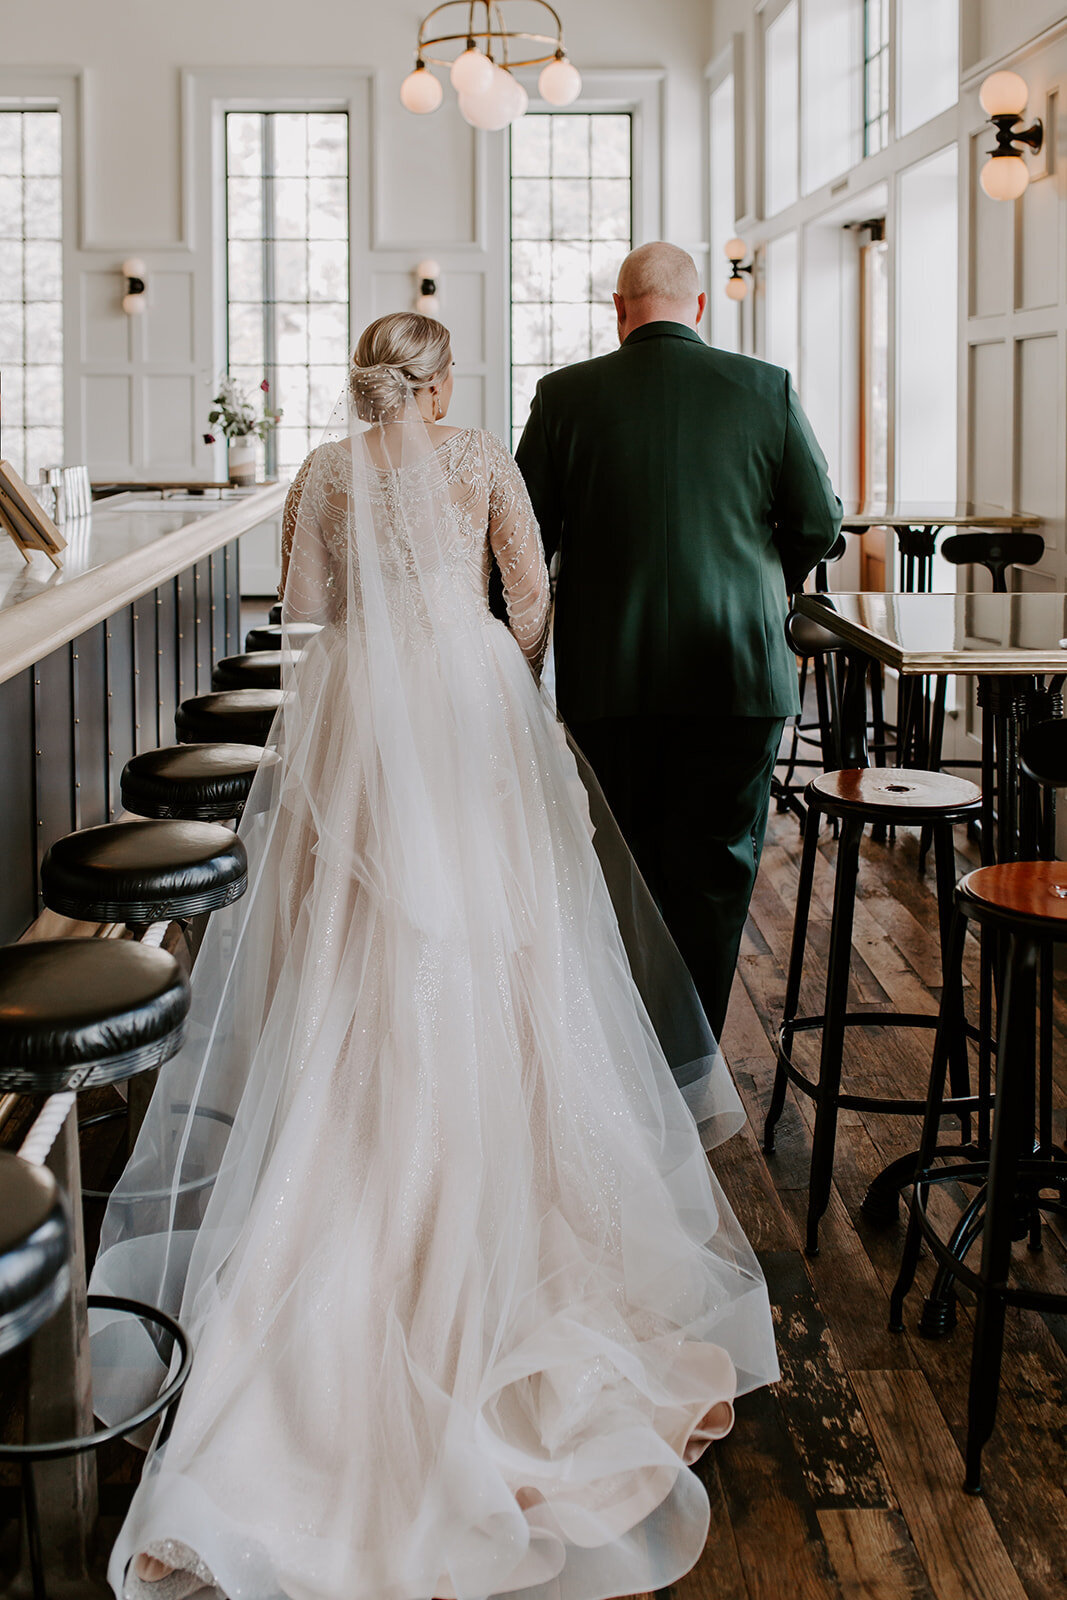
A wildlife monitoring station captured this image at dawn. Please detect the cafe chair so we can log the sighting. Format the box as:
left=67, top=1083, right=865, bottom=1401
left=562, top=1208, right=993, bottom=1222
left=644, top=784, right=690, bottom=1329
left=176, top=688, right=283, bottom=748
left=120, top=743, right=263, bottom=823
left=211, top=649, right=303, bottom=692
left=889, top=717, right=1067, bottom=1494
left=269, top=602, right=283, bottom=625
left=0, top=941, right=193, bottom=1598
left=244, top=620, right=322, bottom=652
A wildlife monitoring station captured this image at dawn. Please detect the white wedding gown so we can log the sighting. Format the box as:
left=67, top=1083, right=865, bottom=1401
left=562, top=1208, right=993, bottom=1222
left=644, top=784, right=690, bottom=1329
left=89, top=415, right=779, bottom=1600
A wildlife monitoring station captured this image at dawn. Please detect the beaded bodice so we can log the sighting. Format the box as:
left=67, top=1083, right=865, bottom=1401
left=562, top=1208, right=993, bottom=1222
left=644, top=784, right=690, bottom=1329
left=280, top=428, right=550, bottom=674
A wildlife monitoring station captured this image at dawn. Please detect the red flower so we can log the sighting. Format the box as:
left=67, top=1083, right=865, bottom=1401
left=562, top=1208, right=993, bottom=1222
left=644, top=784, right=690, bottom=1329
left=203, top=432, right=216, bottom=445
left=260, top=379, right=270, bottom=392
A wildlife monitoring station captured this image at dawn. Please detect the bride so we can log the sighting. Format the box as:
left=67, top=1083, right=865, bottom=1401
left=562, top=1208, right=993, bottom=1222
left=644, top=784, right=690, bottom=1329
left=90, top=312, right=779, bottom=1600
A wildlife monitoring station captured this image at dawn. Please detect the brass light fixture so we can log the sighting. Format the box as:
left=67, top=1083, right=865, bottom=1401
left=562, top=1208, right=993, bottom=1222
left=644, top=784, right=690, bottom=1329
left=979, top=71, right=1044, bottom=201
left=401, top=2, right=582, bottom=131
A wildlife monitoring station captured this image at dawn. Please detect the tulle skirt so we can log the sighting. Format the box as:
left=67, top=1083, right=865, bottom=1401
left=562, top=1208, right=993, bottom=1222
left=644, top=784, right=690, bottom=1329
left=90, top=614, right=779, bottom=1600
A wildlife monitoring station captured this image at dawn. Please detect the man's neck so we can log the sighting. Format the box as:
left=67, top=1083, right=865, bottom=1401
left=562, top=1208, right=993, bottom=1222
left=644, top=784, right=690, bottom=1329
left=619, top=304, right=699, bottom=340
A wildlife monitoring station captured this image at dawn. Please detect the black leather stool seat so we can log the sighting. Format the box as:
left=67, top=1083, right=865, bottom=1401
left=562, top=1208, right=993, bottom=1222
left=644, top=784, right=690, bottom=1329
left=176, top=689, right=282, bottom=747
left=211, top=650, right=303, bottom=691
left=0, top=1153, right=70, bottom=1357
left=41, top=820, right=248, bottom=925
left=0, top=939, right=190, bottom=1092
left=121, top=743, right=263, bottom=821
left=244, top=621, right=321, bottom=652
left=268, top=602, right=283, bottom=625
left=811, top=767, right=981, bottom=820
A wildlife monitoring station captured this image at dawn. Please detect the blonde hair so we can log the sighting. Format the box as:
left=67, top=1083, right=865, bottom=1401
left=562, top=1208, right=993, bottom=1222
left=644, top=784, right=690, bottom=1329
left=350, top=312, right=452, bottom=422
left=616, top=242, right=700, bottom=304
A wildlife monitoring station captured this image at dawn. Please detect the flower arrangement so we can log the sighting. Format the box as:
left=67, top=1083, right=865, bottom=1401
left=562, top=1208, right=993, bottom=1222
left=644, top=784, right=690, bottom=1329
left=203, top=376, right=282, bottom=445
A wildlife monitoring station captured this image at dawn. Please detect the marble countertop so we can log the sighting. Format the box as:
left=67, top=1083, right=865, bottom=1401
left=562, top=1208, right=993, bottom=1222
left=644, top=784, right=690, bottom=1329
left=797, top=591, right=1067, bottom=674
left=0, top=484, right=286, bottom=686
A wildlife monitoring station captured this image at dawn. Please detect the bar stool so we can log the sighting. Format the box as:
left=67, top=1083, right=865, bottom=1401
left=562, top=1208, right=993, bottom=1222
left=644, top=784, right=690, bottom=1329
left=764, top=763, right=982, bottom=1254
left=0, top=940, right=194, bottom=1595
left=176, top=688, right=282, bottom=747
left=41, top=819, right=247, bottom=929
left=268, top=601, right=283, bottom=625
left=211, top=648, right=303, bottom=691
left=121, top=743, right=263, bottom=822
left=0, top=1152, right=70, bottom=1359
left=888, top=853, right=1067, bottom=1493
left=244, top=620, right=321, bottom=652
left=773, top=602, right=845, bottom=828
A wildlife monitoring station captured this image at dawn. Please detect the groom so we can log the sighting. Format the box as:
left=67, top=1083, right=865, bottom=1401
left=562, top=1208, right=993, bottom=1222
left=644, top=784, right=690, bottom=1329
left=515, top=241, right=842, bottom=1039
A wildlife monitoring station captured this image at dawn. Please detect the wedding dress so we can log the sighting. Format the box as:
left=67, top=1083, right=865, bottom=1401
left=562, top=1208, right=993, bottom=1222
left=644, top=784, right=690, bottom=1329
left=89, top=396, right=779, bottom=1600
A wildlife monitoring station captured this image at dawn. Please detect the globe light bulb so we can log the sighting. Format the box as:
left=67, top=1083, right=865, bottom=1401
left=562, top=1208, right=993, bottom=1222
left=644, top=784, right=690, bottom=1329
left=415, top=293, right=441, bottom=316
left=725, top=276, right=749, bottom=302
left=122, top=291, right=147, bottom=315
left=400, top=66, right=443, bottom=114
left=723, top=237, right=747, bottom=263
left=459, top=66, right=525, bottom=131
left=451, top=48, right=494, bottom=96
left=980, top=153, right=1030, bottom=201
left=979, top=70, right=1028, bottom=118
left=502, top=69, right=529, bottom=121
left=538, top=55, right=582, bottom=107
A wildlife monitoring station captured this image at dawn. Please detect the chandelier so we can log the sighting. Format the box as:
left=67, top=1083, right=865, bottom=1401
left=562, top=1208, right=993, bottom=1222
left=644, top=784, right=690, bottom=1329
left=401, top=1, right=582, bottom=131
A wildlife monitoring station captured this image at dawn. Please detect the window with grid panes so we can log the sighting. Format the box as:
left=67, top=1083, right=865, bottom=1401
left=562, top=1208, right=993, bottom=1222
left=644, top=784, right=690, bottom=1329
left=864, top=0, right=890, bottom=156
left=225, top=111, right=349, bottom=481
left=0, top=110, right=63, bottom=486
left=510, top=113, right=632, bottom=449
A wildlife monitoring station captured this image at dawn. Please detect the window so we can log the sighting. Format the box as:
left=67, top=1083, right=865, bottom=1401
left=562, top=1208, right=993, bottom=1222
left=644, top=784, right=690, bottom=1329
left=803, top=0, right=863, bottom=193
left=0, top=109, right=63, bottom=486
left=862, top=0, right=890, bottom=157
left=860, top=231, right=889, bottom=503
left=225, top=111, right=349, bottom=480
left=510, top=112, right=632, bottom=448
left=764, top=231, right=799, bottom=382
left=896, top=145, right=957, bottom=516
left=709, top=74, right=739, bottom=354
left=764, top=1, right=799, bottom=216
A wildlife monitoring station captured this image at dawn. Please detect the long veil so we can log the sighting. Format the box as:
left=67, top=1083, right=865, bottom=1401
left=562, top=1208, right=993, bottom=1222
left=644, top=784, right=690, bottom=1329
left=90, top=381, right=778, bottom=1600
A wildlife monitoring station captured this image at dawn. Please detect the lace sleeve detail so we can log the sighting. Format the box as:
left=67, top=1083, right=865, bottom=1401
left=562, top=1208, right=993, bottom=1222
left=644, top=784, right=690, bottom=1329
left=279, top=453, right=314, bottom=601
left=484, top=432, right=550, bottom=678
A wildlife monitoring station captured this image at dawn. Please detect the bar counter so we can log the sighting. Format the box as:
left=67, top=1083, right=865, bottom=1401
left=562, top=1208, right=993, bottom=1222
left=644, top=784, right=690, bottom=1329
left=0, top=485, right=286, bottom=943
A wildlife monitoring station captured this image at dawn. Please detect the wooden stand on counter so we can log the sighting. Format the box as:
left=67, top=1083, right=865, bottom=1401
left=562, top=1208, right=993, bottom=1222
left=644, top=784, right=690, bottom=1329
left=0, top=460, right=66, bottom=570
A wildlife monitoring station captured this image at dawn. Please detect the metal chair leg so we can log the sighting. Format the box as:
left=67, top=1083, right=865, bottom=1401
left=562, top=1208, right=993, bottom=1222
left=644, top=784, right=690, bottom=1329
left=765, top=799, right=823, bottom=1154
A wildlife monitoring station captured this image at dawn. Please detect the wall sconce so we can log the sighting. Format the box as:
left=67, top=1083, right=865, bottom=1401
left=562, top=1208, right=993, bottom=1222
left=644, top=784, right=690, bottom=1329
left=979, top=71, right=1044, bottom=201
left=415, top=258, right=441, bottom=315
left=121, top=257, right=147, bottom=315
left=724, top=238, right=754, bottom=301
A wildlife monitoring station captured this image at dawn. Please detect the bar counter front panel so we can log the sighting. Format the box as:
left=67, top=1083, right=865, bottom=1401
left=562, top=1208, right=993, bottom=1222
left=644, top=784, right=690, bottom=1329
left=0, top=487, right=286, bottom=944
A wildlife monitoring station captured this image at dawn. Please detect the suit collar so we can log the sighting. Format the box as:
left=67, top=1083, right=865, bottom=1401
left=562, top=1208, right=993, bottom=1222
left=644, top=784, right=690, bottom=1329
left=621, top=320, right=705, bottom=349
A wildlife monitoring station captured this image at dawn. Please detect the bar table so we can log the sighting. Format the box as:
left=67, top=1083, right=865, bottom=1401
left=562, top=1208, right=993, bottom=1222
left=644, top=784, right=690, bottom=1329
left=839, top=504, right=1042, bottom=595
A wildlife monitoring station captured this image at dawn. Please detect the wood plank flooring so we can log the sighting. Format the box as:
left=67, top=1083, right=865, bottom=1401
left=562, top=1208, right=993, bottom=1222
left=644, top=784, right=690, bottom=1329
left=0, top=807, right=1064, bottom=1597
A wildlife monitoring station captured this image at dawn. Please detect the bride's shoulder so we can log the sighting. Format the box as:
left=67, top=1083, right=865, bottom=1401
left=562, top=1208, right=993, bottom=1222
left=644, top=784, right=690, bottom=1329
left=469, top=428, right=517, bottom=470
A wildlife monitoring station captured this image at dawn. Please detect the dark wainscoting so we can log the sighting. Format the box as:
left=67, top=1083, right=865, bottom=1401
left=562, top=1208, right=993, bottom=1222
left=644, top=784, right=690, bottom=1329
left=0, top=540, right=241, bottom=944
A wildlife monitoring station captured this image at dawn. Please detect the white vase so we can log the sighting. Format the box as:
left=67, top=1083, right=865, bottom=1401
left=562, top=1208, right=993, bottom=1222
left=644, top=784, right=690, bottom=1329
left=228, top=439, right=256, bottom=486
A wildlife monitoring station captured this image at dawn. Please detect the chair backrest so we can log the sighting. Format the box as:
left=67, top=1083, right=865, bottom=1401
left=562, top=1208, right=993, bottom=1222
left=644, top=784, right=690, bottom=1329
left=1020, top=718, right=1067, bottom=788
left=940, top=531, right=1045, bottom=592
left=785, top=603, right=842, bottom=658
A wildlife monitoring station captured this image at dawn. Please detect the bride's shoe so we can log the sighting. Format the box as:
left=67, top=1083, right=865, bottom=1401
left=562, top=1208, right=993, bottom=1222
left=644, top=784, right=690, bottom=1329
left=125, top=1542, right=217, bottom=1600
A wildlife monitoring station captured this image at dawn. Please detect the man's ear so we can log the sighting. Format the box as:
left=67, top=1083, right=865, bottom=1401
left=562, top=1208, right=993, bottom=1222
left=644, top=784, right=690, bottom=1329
left=695, top=291, right=707, bottom=327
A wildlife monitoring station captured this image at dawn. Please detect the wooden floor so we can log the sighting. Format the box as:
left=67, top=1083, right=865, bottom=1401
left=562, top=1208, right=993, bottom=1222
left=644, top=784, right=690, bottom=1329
left=1, top=806, right=1065, bottom=1596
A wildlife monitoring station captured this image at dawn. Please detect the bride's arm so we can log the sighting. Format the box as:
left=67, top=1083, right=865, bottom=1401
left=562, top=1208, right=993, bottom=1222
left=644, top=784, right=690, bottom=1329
left=278, top=450, right=336, bottom=624
left=485, top=434, right=551, bottom=678
left=279, top=454, right=313, bottom=601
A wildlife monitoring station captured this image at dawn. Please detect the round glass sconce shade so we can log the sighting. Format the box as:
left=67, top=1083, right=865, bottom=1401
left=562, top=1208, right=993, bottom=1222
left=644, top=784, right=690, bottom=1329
left=401, top=68, right=443, bottom=114
left=980, top=153, right=1030, bottom=201
left=979, top=71, right=1028, bottom=118
left=451, top=49, right=494, bottom=96
left=723, top=237, right=747, bottom=263
left=539, top=57, right=582, bottom=106
left=725, top=276, right=749, bottom=302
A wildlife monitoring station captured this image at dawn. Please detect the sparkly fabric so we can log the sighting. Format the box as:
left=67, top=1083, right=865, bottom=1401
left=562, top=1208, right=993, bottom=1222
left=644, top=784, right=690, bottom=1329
left=92, top=415, right=778, bottom=1600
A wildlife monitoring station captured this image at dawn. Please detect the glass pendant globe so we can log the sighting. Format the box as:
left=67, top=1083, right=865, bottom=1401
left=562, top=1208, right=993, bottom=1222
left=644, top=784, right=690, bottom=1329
left=501, top=68, right=529, bottom=120
left=539, top=56, right=582, bottom=106
left=723, top=237, right=747, bottom=263
left=725, top=276, right=749, bottom=302
left=980, top=154, right=1030, bottom=201
left=458, top=86, right=513, bottom=132
left=451, top=48, right=494, bottom=96
left=400, top=67, right=443, bottom=114
left=979, top=70, right=1028, bottom=118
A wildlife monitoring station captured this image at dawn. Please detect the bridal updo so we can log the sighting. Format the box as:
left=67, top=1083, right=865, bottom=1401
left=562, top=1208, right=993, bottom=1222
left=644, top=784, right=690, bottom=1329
left=350, top=312, right=452, bottom=423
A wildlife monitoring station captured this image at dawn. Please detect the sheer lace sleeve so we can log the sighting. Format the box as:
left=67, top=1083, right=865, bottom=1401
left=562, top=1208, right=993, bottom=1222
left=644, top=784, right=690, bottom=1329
left=279, top=453, right=313, bottom=601
left=483, top=432, right=550, bottom=678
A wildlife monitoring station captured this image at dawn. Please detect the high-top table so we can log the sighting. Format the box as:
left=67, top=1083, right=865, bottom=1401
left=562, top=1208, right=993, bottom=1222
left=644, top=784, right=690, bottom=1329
left=840, top=504, right=1042, bottom=594
left=795, top=590, right=1067, bottom=864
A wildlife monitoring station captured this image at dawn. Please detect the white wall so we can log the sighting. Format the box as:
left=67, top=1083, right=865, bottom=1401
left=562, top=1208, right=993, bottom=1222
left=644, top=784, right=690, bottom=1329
left=2, top=0, right=711, bottom=485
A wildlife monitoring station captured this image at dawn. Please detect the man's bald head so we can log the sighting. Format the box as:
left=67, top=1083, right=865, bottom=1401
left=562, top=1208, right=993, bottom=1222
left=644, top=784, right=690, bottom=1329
left=613, top=242, right=706, bottom=341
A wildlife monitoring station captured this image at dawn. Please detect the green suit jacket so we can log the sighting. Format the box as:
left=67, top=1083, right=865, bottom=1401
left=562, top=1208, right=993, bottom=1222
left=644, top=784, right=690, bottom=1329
left=514, top=322, right=843, bottom=721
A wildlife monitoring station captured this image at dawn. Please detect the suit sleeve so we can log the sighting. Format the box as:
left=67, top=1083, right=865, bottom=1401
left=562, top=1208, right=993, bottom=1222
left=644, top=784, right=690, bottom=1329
left=515, top=381, right=563, bottom=568
left=770, top=377, right=843, bottom=593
